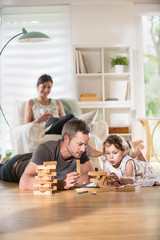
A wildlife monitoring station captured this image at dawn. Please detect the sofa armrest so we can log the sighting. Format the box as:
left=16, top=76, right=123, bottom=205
left=10, top=123, right=33, bottom=155
left=28, top=123, right=61, bottom=151
left=11, top=123, right=61, bottom=155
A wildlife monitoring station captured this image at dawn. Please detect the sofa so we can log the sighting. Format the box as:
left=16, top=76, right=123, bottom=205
left=10, top=98, right=108, bottom=170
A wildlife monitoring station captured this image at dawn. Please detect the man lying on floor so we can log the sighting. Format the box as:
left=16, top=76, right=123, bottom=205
left=0, top=118, right=95, bottom=190
left=0, top=117, right=154, bottom=190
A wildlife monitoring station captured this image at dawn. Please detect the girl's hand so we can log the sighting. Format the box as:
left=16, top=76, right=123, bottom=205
left=110, top=172, right=120, bottom=187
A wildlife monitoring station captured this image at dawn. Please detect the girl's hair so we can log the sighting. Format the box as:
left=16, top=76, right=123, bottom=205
left=103, top=134, right=131, bottom=155
left=37, top=74, right=53, bottom=86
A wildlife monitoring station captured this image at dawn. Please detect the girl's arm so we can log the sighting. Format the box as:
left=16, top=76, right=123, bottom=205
left=56, top=100, right=66, bottom=117
left=120, top=160, right=136, bottom=184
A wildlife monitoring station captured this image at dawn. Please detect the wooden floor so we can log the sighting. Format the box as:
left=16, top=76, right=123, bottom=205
left=0, top=180, right=160, bottom=240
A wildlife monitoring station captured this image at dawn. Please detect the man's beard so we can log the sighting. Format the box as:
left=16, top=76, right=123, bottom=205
left=66, top=145, right=83, bottom=159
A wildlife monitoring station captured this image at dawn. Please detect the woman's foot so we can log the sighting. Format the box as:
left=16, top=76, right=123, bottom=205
left=132, top=140, right=147, bottom=162
left=87, top=144, right=103, bottom=158
left=0, top=157, right=9, bottom=164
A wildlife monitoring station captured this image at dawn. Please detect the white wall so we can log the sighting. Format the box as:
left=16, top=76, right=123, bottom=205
left=71, top=3, right=135, bottom=47
left=71, top=3, right=138, bottom=112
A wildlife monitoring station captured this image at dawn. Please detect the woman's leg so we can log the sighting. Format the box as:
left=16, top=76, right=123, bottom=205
left=45, top=114, right=75, bottom=135
left=131, top=140, right=147, bottom=162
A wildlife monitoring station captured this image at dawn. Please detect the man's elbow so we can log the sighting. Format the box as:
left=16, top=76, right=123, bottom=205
left=19, top=176, right=34, bottom=190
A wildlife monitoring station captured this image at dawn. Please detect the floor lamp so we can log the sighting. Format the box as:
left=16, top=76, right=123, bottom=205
left=0, top=28, right=50, bottom=155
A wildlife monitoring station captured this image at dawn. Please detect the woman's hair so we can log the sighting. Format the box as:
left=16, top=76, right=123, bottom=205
left=103, top=134, right=131, bottom=155
left=37, top=74, right=53, bottom=86
left=62, top=118, right=91, bottom=141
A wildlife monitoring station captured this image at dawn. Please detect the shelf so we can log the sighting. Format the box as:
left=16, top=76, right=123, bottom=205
left=75, top=73, right=102, bottom=77
left=104, top=73, right=130, bottom=78
left=103, top=101, right=131, bottom=108
left=74, top=45, right=133, bottom=135
left=79, top=101, right=131, bottom=108
left=78, top=101, right=104, bottom=108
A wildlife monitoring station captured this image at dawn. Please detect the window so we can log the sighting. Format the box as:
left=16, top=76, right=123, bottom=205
left=0, top=5, right=72, bottom=156
left=142, top=16, right=160, bottom=117
left=135, top=3, right=160, bottom=160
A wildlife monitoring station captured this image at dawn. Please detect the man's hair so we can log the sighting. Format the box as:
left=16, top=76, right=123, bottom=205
left=61, top=118, right=91, bottom=141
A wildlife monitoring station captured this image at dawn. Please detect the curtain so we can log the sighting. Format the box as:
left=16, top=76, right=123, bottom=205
left=0, top=5, right=72, bottom=153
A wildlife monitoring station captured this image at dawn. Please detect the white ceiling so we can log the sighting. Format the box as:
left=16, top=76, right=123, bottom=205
left=0, top=0, right=159, bottom=7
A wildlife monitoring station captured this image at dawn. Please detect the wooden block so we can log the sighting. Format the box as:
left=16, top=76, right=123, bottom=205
left=109, top=127, right=129, bottom=134
left=37, top=172, right=57, bottom=177
left=43, top=161, right=57, bottom=166
left=90, top=178, right=99, bottom=183
left=76, top=186, right=116, bottom=193
left=99, top=176, right=108, bottom=187
left=38, top=186, right=57, bottom=191
left=37, top=165, right=57, bottom=170
left=89, top=171, right=110, bottom=177
left=38, top=179, right=57, bottom=184
left=76, top=159, right=80, bottom=174
left=36, top=169, right=56, bottom=174
left=33, top=183, right=56, bottom=188
left=33, top=190, right=54, bottom=195
left=116, top=184, right=140, bottom=192
left=35, top=176, right=56, bottom=181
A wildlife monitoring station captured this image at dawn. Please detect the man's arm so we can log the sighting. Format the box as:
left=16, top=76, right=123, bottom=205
left=19, top=162, right=37, bottom=190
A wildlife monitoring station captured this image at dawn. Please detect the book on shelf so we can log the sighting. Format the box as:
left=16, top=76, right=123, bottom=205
left=78, top=50, right=86, bottom=74
left=125, top=81, right=130, bottom=100
left=82, top=54, right=88, bottom=73
left=75, top=50, right=88, bottom=74
left=75, top=50, right=80, bottom=74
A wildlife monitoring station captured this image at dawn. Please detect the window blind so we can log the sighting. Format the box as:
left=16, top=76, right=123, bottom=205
left=0, top=5, right=72, bottom=152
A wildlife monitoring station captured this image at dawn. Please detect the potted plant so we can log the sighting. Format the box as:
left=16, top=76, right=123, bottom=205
left=110, top=56, right=129, bottom=73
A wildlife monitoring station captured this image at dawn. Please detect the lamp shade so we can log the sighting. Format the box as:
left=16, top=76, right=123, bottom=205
left=18, top=28, right=50, bottom=42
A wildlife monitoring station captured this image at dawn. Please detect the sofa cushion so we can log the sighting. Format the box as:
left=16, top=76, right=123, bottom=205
left=79, top=110, right=98, bottom=125
left=60, top=98, right=82, bottom=117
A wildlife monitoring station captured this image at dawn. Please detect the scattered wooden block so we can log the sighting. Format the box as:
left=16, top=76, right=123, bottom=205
left=76, top=170, right=140, bottom=194
left=116, top=184, right=140, bottom=192
left=33, top=190, right=54, bottom=195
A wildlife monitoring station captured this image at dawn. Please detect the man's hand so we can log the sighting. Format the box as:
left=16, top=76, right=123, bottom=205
left=58, top=172, right=80, bottom=190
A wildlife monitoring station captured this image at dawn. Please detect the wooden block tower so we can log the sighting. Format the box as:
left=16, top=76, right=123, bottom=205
left=33, top=161, right=57, bottom=195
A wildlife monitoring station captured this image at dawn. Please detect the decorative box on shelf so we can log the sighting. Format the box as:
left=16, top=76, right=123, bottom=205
left=80, top=93, right=99, bottom=101
left=109, top=127, right=129, bottom=134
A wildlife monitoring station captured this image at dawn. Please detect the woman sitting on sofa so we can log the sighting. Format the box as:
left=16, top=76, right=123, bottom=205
left=24, top=74, right=74, bottom=135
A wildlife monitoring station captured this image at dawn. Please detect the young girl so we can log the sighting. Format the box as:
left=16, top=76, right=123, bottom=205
left=103, top=135, right=160, bottom=186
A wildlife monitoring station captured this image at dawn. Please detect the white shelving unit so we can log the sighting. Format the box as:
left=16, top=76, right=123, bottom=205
left=73, top=45, right=134, bottom=137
